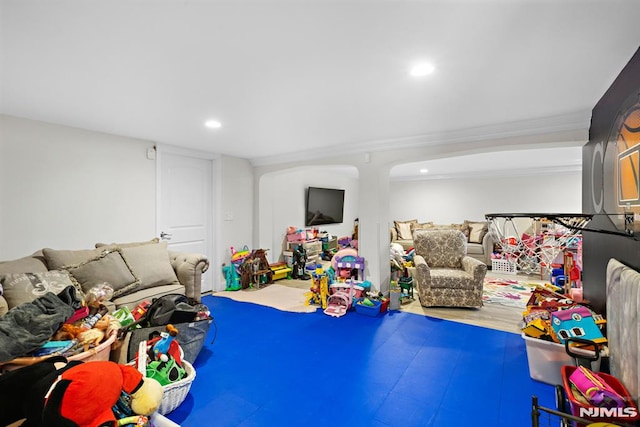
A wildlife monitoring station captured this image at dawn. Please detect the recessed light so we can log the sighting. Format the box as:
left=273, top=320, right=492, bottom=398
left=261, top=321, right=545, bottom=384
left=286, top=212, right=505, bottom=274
left=420, top=168, right=429, bottom=174
left=205, top=120, right=222, bottom=129
left=410, top=63, right=435, bottom=77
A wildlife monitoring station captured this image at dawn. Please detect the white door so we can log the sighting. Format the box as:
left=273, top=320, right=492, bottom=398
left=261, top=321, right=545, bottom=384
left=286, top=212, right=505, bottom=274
left=157, top=148, right=214, bottom=294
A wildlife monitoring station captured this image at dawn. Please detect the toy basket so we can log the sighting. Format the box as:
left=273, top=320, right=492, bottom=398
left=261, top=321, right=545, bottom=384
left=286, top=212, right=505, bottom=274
left=355, top=299, right=382, bottom=317
left=560, top=365, right=640, bottom=426
left=157, top=360, right=196, bottom=415
left=67, top=330, right=117, bottom=362
left=491, top=258, right=517, bottom=274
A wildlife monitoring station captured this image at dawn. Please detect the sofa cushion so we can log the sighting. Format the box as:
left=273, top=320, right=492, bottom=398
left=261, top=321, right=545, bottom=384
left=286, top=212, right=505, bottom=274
left=451, top=223, right=471, bottom=240
left=0, top=270, right=76, bottom=309
left=98, top=241, right=179, bottom=291
left=111, top=282, right=185, bottom=310
left=466, top=242, right=484, bottom=255
left=43, top=247, right=104, bottom=270
left=0, top=253, right=48, bottom=275
left=465, top=221, right=488, bottom=244
left=410, top=222, right=433, bottom=234
left=430, top=268, right=477, bottom=290
left=394, top=219, right=417, bottom=240
left=95, top=237, right=160, bottom=248
left=62, top=249, right=140, bottom=298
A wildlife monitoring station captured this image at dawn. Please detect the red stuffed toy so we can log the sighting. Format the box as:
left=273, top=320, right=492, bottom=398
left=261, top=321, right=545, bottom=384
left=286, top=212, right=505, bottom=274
left=0, top=357, right=163, bottom=427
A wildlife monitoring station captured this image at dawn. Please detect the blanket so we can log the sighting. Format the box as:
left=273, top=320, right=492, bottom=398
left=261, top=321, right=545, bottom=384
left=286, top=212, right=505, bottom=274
left=0, top=290, right=76, bottom=362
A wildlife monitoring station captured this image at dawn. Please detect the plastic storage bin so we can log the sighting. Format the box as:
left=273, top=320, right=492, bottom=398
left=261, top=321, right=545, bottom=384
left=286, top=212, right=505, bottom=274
left=522, top=333, right=601, bottom=385
left=68, top=330, right=117, bottom=362
left=355, top=300, right=382, bottom=317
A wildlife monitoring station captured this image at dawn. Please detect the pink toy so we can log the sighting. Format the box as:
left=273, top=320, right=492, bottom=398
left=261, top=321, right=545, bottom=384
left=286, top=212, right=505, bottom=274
left=323, top=291, right=352, bottom=318
left=331, top=248, right=365, bottom=281
left=569, top=366, right=625, bottom=409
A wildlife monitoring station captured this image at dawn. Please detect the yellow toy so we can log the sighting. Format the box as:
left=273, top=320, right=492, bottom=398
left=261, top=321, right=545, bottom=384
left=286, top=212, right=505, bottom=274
left=304, top=266, right=330, bottom=309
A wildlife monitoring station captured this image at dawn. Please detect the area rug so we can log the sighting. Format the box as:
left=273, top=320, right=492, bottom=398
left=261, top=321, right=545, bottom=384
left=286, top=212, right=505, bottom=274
left=212, top=283, right=318, bottom=313
left=482, top=277, right=538, bottom=308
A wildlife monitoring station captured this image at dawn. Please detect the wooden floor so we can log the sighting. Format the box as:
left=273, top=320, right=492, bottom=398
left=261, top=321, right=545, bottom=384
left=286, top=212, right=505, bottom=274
left=280, top=270, right=546, bottom=334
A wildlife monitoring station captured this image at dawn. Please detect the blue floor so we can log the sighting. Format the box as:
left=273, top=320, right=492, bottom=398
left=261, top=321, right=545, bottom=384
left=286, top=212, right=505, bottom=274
left=166, top=295, right=557, bottom=426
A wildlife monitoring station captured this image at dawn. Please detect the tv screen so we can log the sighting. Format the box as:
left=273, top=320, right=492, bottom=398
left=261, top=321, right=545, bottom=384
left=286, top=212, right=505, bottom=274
left=305, top=187, right=345, bottom=226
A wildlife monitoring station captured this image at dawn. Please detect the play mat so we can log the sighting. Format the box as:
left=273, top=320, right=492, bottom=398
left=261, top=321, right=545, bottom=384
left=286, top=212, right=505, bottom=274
left=482, top=277, right=538, bottom=308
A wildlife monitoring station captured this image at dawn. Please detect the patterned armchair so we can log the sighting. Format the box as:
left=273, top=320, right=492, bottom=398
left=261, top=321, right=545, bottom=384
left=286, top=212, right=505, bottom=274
left=413, top=229, right=487, bottom=308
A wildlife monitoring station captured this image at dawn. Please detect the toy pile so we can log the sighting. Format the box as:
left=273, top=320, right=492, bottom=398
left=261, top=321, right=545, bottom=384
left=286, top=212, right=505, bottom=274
left=0, top=358, right=165, bottom=427
left=521, top=285, right=607, bottom=349
left=221, top=245, right=251, bottom=290
left=30, top=283, right=120, bottom=359
left=134, top=324, right=188, bottom=387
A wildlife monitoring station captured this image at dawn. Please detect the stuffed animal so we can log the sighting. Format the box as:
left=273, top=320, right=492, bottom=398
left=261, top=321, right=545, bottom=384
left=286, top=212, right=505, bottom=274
left=0, top=357, right=163, bottom=427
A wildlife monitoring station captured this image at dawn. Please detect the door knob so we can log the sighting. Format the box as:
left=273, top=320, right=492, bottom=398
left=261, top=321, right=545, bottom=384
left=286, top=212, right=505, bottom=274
left=160, top=232, right=173, bottom=240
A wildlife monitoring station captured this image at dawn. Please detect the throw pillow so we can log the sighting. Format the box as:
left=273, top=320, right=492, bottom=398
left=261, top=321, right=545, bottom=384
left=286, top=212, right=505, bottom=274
left=98, top=241, right=179, bottom=291
left=410, top=222, right=434, bottom=234
left=43, top=247, right=104, bottom=271
left=465, top=221, right=489, bottom=244
left=0, top=270, right=77, bottom=309
left=451, top=223, right=471, bottom=240
left=62, top=249, right=140, bottom=298
left=394, top=220, right=418, bottom=240
left=95, top=237, right=160, bottom=248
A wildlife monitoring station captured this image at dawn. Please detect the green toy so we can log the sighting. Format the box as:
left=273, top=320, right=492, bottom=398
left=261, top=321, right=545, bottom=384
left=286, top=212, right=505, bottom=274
left=146, top=354, right=186, bottom=386
left=222, top=263, right=241, bottom=291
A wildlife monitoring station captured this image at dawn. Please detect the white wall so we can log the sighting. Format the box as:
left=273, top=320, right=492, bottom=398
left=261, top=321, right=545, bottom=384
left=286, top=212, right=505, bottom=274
left=219, top=155, right=254, bottom=267
left=0, top=116, right=254, bottom=289
left=258, top=166, right=359, bottom=263
left=0, top=115, right=157, bottom=258
left=389, top=172, right=582, bottom=235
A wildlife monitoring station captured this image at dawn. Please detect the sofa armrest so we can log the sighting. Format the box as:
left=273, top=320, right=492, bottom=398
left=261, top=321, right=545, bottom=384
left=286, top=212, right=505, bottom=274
left=413, top=254, right=431, bottom=288
left=461, top=256, right=488, bottom=284
left=481, top=231, right=496, bottom=263
left=168, top=251, right=210, bottom=303
left=390, top=227, right=398, bottom=242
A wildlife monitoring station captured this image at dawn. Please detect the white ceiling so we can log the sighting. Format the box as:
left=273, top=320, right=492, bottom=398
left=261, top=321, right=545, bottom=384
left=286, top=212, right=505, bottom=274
left=2, top=0, right=640, bottom=173
left=390, top=146, right=582, bottom=181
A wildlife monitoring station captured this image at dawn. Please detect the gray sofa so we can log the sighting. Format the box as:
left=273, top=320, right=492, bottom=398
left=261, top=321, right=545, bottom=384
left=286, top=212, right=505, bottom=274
left=390, top=220, right=496, bottom=266
left=0, top=239, right=209, bottom=317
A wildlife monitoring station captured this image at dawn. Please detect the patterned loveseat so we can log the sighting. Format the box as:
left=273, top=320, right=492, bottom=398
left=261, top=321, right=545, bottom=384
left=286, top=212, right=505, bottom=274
left=413, top=229, right=487, bottom=308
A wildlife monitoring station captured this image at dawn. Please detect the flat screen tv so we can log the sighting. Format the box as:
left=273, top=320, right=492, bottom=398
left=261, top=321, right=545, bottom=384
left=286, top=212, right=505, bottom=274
left=305, top=187, right=345, bottom=226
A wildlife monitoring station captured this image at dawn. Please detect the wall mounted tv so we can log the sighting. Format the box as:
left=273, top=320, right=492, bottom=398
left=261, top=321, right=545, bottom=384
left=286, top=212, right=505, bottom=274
left=305, top=187, right=345, bottom=226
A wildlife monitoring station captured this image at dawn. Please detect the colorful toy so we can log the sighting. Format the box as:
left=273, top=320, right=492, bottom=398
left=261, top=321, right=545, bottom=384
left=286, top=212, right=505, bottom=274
left=398, top=276, right=414, bottom=303
left=238, top=249, right=273, bottom=288
left=304, top=265, right=329, bottom=308
left=230, top=245, right=251, bottom=276
left=270, top=262, right=292, bottom=281
left=146, top=354, right=186, bottom=386
left=568, top=365, right=625, bottom=408
left=332, top=248, right=365, bottom=281
left=292, top=244, right=310, bottom=280
left=0, top=357, right=163, bottom=427
left=230, top=245, right=250, bottom=262
left=152, top=324, right=179, bottom=360
left=324, top=291, right=352, bottom=317
left=551, top=306, right=607, bottom=345
left=222, top=262, right=241, bottom=290
left=132, top=300, right=152, bottom=320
